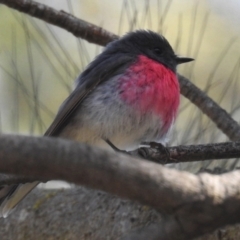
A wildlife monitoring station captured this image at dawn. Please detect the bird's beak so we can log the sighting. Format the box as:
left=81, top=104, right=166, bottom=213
left=176, top=56, right=194, bottom=65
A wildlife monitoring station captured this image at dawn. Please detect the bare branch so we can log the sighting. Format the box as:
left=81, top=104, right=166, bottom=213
left=132, top=141, right=240, bottom=165
left=3, top=140, right=240, bottom=188
left=2, top=140, right=240, bottom=186
left=122, top=169, right=240, bottom=240
left=179, top=75, right=240, bottom=141
left=1, top=134, right=240, bottom=239
left=0, top=0, right=118, bottom=46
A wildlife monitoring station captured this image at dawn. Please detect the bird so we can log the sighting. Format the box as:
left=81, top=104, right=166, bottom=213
left=0, top=30, right=193, bottom=217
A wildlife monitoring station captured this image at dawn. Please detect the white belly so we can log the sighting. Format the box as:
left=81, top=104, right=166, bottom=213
left=59, top=75, right=172, bottom=151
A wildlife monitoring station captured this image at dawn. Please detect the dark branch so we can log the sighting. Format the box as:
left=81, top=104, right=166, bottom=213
left=0, top=0, right=118, bottom=46
left=179, top=75, right=240, bottom=141
left=132, top=141, right=240, bottom=165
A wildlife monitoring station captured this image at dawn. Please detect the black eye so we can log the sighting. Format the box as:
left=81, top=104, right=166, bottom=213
left=153, top=48, right=162, bottom=55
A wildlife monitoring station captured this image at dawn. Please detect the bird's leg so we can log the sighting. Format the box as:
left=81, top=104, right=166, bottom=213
left=105, top=139, right=128, bottom=154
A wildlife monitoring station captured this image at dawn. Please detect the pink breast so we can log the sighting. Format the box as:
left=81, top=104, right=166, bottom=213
left=119, top=55, right=180, bottom=132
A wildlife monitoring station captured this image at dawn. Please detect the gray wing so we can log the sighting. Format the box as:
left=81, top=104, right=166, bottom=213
left=0, top=53, right=133, bottom=217
left=44, top=54, right=133, bottom=137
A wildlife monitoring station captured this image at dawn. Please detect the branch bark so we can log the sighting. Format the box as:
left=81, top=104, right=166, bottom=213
left=2, top=140, right=240, bottom=186
left=0, top=187, right=239, bottom=240
left=133, top=141, right=240, bottom=165
left=0, top=187, right=161, bottom=240
left=0, top=134, right=240, bottom=239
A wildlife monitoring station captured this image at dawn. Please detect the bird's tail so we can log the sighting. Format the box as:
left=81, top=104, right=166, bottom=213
left=0, top=181, right=39, bottom=218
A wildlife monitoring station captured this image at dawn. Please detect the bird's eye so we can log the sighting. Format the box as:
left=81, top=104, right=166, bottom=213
left=153, top=48, right=162, bottom=55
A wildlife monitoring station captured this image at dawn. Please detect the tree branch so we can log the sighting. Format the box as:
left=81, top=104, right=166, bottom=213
left=1, top=134, right=240, bottom=239
left=0, top=0, right=118, bottom=46
left=1, top=0, right=240, bottom=141
left=0, top=186, right=239, bottom=240
left=132, top=141, right=240, bottom=165
left=0, top=140, right=239, bottom=187
left=179, top=75, right=240, bottom=141
left=2, top=140, right=240, bottom=186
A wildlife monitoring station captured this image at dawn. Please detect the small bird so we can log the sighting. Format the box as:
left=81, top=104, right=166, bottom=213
left=0, top=30, right=193, bottom=217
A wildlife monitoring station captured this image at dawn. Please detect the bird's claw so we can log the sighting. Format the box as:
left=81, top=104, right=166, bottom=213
left=148, top=142, right=174, bottom=164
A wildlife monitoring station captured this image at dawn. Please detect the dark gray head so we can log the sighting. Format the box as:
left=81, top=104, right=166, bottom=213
left=78, top=30, right=193, bottom=86
left=106, top=30, right=194, bottom=72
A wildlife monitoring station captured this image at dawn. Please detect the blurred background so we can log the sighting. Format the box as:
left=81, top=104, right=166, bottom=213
left=0, top=0, right=240, bottom=178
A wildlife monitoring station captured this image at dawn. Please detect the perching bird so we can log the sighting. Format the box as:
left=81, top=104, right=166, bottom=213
left=0, top=30, right=193, bottom=217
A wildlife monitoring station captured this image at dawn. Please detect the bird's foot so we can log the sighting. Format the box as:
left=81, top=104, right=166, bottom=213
left=144, top=142, right=175, bottom=164
left=149, top=142, right=170, bottom=159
